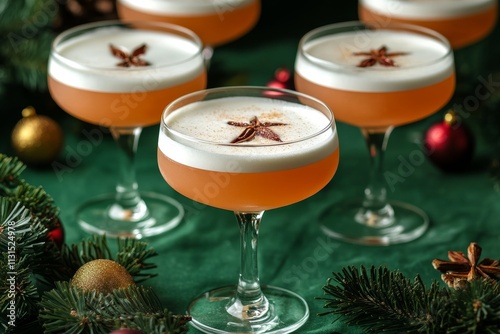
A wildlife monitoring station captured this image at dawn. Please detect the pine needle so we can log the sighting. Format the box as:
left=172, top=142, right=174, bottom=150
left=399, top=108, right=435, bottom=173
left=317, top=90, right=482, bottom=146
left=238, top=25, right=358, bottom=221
left=39, top=282, right=190, bottom=334
left=319, top=265, right=500, bottom=333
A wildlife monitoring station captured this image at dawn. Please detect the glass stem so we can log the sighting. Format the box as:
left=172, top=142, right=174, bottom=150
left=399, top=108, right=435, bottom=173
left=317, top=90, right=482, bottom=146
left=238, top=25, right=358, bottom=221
left=109, top=127, right=148, bottom=221
left=226, top=211, right=269, bottom=320
left=356, top=128, right=395, bottom=227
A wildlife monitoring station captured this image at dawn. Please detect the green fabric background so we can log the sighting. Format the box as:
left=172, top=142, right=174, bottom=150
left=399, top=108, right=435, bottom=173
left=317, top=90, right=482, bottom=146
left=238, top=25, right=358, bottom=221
left=2, top=1, right=500, bottom=333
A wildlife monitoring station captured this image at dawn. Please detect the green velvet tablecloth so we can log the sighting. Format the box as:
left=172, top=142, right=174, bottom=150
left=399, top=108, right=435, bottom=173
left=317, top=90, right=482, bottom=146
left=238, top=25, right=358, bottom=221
left=2, top=2, right=500, bottom=333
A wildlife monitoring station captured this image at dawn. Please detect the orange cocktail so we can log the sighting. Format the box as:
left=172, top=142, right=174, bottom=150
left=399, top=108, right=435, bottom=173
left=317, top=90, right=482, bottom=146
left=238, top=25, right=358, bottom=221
left=294, top=21, right=455, bottom=245
left=117, top=0, right=261, bottom=47
left=49, top=22, right=207, bottom=128
left=295, top=24, right=455, bottom=131
left=158, top=86, right=338, bottom=333
left=359, top=0, right=498, bottom=49
left=295, top=74, right=455, bottom=130
left=48, top=75, right=206, bottom=128
left=48, top=20, right=207, bottom=238
left=158, top=90, right=339, bottom=211
left=159, top=145, right=338, bottom=212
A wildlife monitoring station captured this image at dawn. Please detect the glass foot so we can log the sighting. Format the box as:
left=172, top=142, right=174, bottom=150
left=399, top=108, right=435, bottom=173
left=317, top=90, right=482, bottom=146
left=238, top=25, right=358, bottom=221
left=188, top=285, right=309, bottom=334
left=319, top=199, right=429, bottom=245
left=77, top=191, right=184, bottom=239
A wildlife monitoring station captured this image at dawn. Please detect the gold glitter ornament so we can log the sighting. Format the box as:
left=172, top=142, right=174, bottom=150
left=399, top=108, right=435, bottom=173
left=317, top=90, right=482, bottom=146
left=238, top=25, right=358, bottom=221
left=71, top=259, right=135, bottom=294
left=11, top=106, right=64, bottom=166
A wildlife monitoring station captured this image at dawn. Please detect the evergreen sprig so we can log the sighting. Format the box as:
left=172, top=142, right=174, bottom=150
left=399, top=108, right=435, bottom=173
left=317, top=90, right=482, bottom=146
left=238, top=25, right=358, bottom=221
left=0, top=154, right=185, bottom=333
left=0, top=154, right=59, bottom=231
left=319, top=265, right=500, bottom=333
left=39, top=282, right=190, bottom=334
left=58, top=235, right=158, bottom=283
left=0, top=0, right=57, bottom=94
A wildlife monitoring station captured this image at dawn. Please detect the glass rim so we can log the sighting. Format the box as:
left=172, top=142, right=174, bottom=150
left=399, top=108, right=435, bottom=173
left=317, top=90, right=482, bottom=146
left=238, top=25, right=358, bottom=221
left=51, top=19, right=204, bottom=72
left=358, top=0, right=497, bottom=17
left=298, top=20, right=453, bottom=72
left=160, top=85, right=336, bottom=148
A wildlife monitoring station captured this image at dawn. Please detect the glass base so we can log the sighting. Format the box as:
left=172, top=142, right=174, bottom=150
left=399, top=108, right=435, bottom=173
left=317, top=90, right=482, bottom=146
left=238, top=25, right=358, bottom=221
left=319, top=199, right=429, bottom=245
left=188, top=285, right=309, bottom=334
left=77, top=191, right=184, bottom=239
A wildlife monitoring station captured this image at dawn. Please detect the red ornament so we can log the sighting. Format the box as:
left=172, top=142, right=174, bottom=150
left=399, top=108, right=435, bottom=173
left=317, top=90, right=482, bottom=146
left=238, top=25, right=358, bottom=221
left=266, top=67, right=294, bottom=91
left=424, top=111, right=475, bottom=172
left=47, top=219, right=65, bottom=249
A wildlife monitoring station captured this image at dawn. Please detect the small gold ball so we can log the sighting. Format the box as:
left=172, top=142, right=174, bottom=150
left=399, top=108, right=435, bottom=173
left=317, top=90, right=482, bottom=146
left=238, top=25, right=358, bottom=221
left=71, top=259, right=135, bottom=294
left=11, top=106, right=64, bottom=166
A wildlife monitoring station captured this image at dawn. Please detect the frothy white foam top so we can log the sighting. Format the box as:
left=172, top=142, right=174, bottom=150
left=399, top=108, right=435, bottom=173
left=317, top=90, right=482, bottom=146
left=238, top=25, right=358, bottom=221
left=360, top=0, right=496, bottom=19
left=118, top=0, right=255, bottom=15
left=49, top=27, right=204, bottom=92
left=295, top=29, right=454, bottom=92
left=158, top=96, right=338, bottom=172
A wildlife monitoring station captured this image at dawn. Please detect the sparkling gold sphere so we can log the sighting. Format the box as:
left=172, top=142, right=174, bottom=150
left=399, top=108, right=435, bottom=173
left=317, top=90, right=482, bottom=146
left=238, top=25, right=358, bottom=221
left=11, top=106, right=64, bottom=166
left=71, top=259, right=135, bottom=294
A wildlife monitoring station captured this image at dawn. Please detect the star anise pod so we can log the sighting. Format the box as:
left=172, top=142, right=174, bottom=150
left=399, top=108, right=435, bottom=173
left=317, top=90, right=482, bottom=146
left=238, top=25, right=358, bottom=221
left=227, top=116, right=287, bottom=144
left=353, top=45, right=408, bottom=67
left=432, top=242, right=500, bottom=289
left=109, top=43, right=150, bottom=67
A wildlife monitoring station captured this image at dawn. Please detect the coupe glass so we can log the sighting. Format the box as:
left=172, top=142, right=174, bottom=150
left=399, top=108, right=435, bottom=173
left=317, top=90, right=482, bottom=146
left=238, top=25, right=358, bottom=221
left=358, top=0, right=497, bottom=93
left=116, top=0, right=261, bottom=62
left=48, top=20, right=207, bottom=238
left=295, top=21, right=455, bottom=245
left=158, top=86, right=339, bottom=333
left=358, top=0, right=497, bottom=50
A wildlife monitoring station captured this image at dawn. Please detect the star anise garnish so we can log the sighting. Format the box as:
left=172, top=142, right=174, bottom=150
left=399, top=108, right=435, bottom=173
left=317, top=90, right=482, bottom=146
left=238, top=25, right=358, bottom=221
left=353, top=45, right=408, bottom=67
left=432, top=242, right=500, bottom=289
left=109, top=43, right=150, bottom=67
left=227, top=116, right=287, bottom=144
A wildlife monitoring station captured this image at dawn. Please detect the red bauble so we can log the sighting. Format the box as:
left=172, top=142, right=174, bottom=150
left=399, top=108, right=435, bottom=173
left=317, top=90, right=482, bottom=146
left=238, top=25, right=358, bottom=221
left=266, top=67, right=294, bottom=91
left=47, top=220, right=65, bottom=249
left=423, top=111, right=475, bottom=172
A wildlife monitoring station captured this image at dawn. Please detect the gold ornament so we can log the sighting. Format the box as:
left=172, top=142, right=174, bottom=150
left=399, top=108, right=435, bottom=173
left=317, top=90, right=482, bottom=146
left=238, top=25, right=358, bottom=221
left=71, top=259, right=135, bottom=294
left=11, top=106, right=64, bottom=166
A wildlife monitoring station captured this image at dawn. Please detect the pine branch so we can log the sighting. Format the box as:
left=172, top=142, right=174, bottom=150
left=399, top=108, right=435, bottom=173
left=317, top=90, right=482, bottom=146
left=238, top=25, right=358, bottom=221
left=0, top=0, right=57, bottom=93
left=319, top=265, right=500, bottom=333
left=0, top=197, right=62, bottom=282
left=0, top=155, right=169, bottom=334
left=0, top=0, right=56, bottom=33
left=0, top=155, right=25, bottom=186
left=39, top=281, right=190, bottom=334
left=447, top=280, right=500, bottom=333
left=4, top=30, right=54, bottom=92
left=0, top=200, right=47, bottom=333
left=0, top=154, right=59, bottom=231
left=58, top=235, right=158, bottom=282
left=116, top=237, right=159, bottom=283
left=0, top=257, right=41, bottom=333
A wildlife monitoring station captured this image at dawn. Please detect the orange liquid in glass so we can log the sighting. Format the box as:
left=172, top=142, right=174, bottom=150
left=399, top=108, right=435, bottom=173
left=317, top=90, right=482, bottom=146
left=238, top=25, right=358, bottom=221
left=117, top=1, right=261, bottom=47
left=48, top=73, right=207, bottom=128
left=295, top=72, right=455, bottom=129
left=359, top=4, right=498, bottom=49
left=158, top=148, right=339, bottom=212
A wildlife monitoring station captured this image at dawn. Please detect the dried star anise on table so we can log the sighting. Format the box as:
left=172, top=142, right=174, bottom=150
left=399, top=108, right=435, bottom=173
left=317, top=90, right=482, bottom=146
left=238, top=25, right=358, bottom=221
left=432, top=242, right=500, bottom=289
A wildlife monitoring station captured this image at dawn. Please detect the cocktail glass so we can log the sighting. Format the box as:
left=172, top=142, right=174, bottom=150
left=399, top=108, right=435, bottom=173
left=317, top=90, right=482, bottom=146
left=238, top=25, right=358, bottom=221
left=48, top=20, right=207, bottom=238
left=295, top=21, right=455, bottom=245
left=358, top=0, right=497, bottom=93
left=358, top=0, right=498, bottom=50
left=116, top=0, right=261, bottom=62
left=158, top=86, right=339, bottom=333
